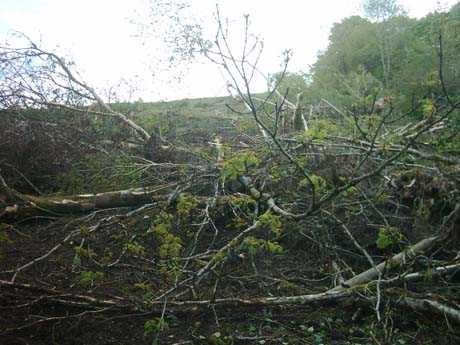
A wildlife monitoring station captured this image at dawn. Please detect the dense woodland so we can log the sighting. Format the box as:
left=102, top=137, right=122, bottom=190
left=1, top=1, right=460, bottom=344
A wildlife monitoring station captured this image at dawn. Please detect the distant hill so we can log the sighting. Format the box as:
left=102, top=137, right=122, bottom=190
left=112, top=95, right=261, bottom=142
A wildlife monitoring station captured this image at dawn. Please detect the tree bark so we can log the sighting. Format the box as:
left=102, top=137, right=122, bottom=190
left=330, top=235, right=440, bottom=292
left=0, top=188, right=169, bottom=219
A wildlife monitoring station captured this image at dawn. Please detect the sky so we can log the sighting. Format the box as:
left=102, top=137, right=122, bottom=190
left=0, top=0, right=458, bottom=101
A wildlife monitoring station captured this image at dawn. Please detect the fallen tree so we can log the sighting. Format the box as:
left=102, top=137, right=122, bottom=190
left=1, top=14, right=460, bottom=345
left=0, top=187, right=171, bottom=219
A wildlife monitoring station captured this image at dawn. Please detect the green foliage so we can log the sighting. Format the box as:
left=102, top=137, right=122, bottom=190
left=221, top=151, right=260, bottom=180
left=277, top=280, right=300, bottom=293
left=133, top=281, right=151, bottom=291
left=176, top=193, right=199, bottom=218
left=227, top=216, right=249, bottom=231
left=300, top=174, right=328, bottom=193
left=376, top=226, right=403, bottom=249
left=363, top=0, right=406, bottom=21
left=125, top=242, right=146, bottom=256
left=257, top=211, right=283, bottom=236
left=228, top=195, right=256, bottom=230
left=423, top=266, right=434, bottom=282
left=300, top=118, right=338, bottom=141
left=243, top=236, right=283, bottom=256
left=144, top=318, right=169, bottom=335
left=230, top=194, right=256, bottom=210
left=74, top=245, right=96, bottom=259
left=100, top=248, right=114, bottom=265
left=79, top=225, right=91, bottom=237
left=311, top=16, right=379, bottom=82
left=308, top=3, right=460, bottom=118
left=150, top=212, right=183, bottom=258
left=422, top=99, right=435, bottom=118
left=77, top=270, right=104, bottom=288
left=73, top=244, right=96, bottom=268
left=269, top=164, right=291, bottom=183
left=341, top=186, right=359, bottom=198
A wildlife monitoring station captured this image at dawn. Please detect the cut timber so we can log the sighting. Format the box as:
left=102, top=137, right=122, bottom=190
left=0, top=278, right=349, bottom=312
left=330, top=236, right=440, bottom=292
left=0, top=188, right=169, bottom=219
left=397, top=296, right=460, bottom=324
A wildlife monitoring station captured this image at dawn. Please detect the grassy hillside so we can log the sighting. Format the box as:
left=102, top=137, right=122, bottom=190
left=114, top=96, right=250, bottom=139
